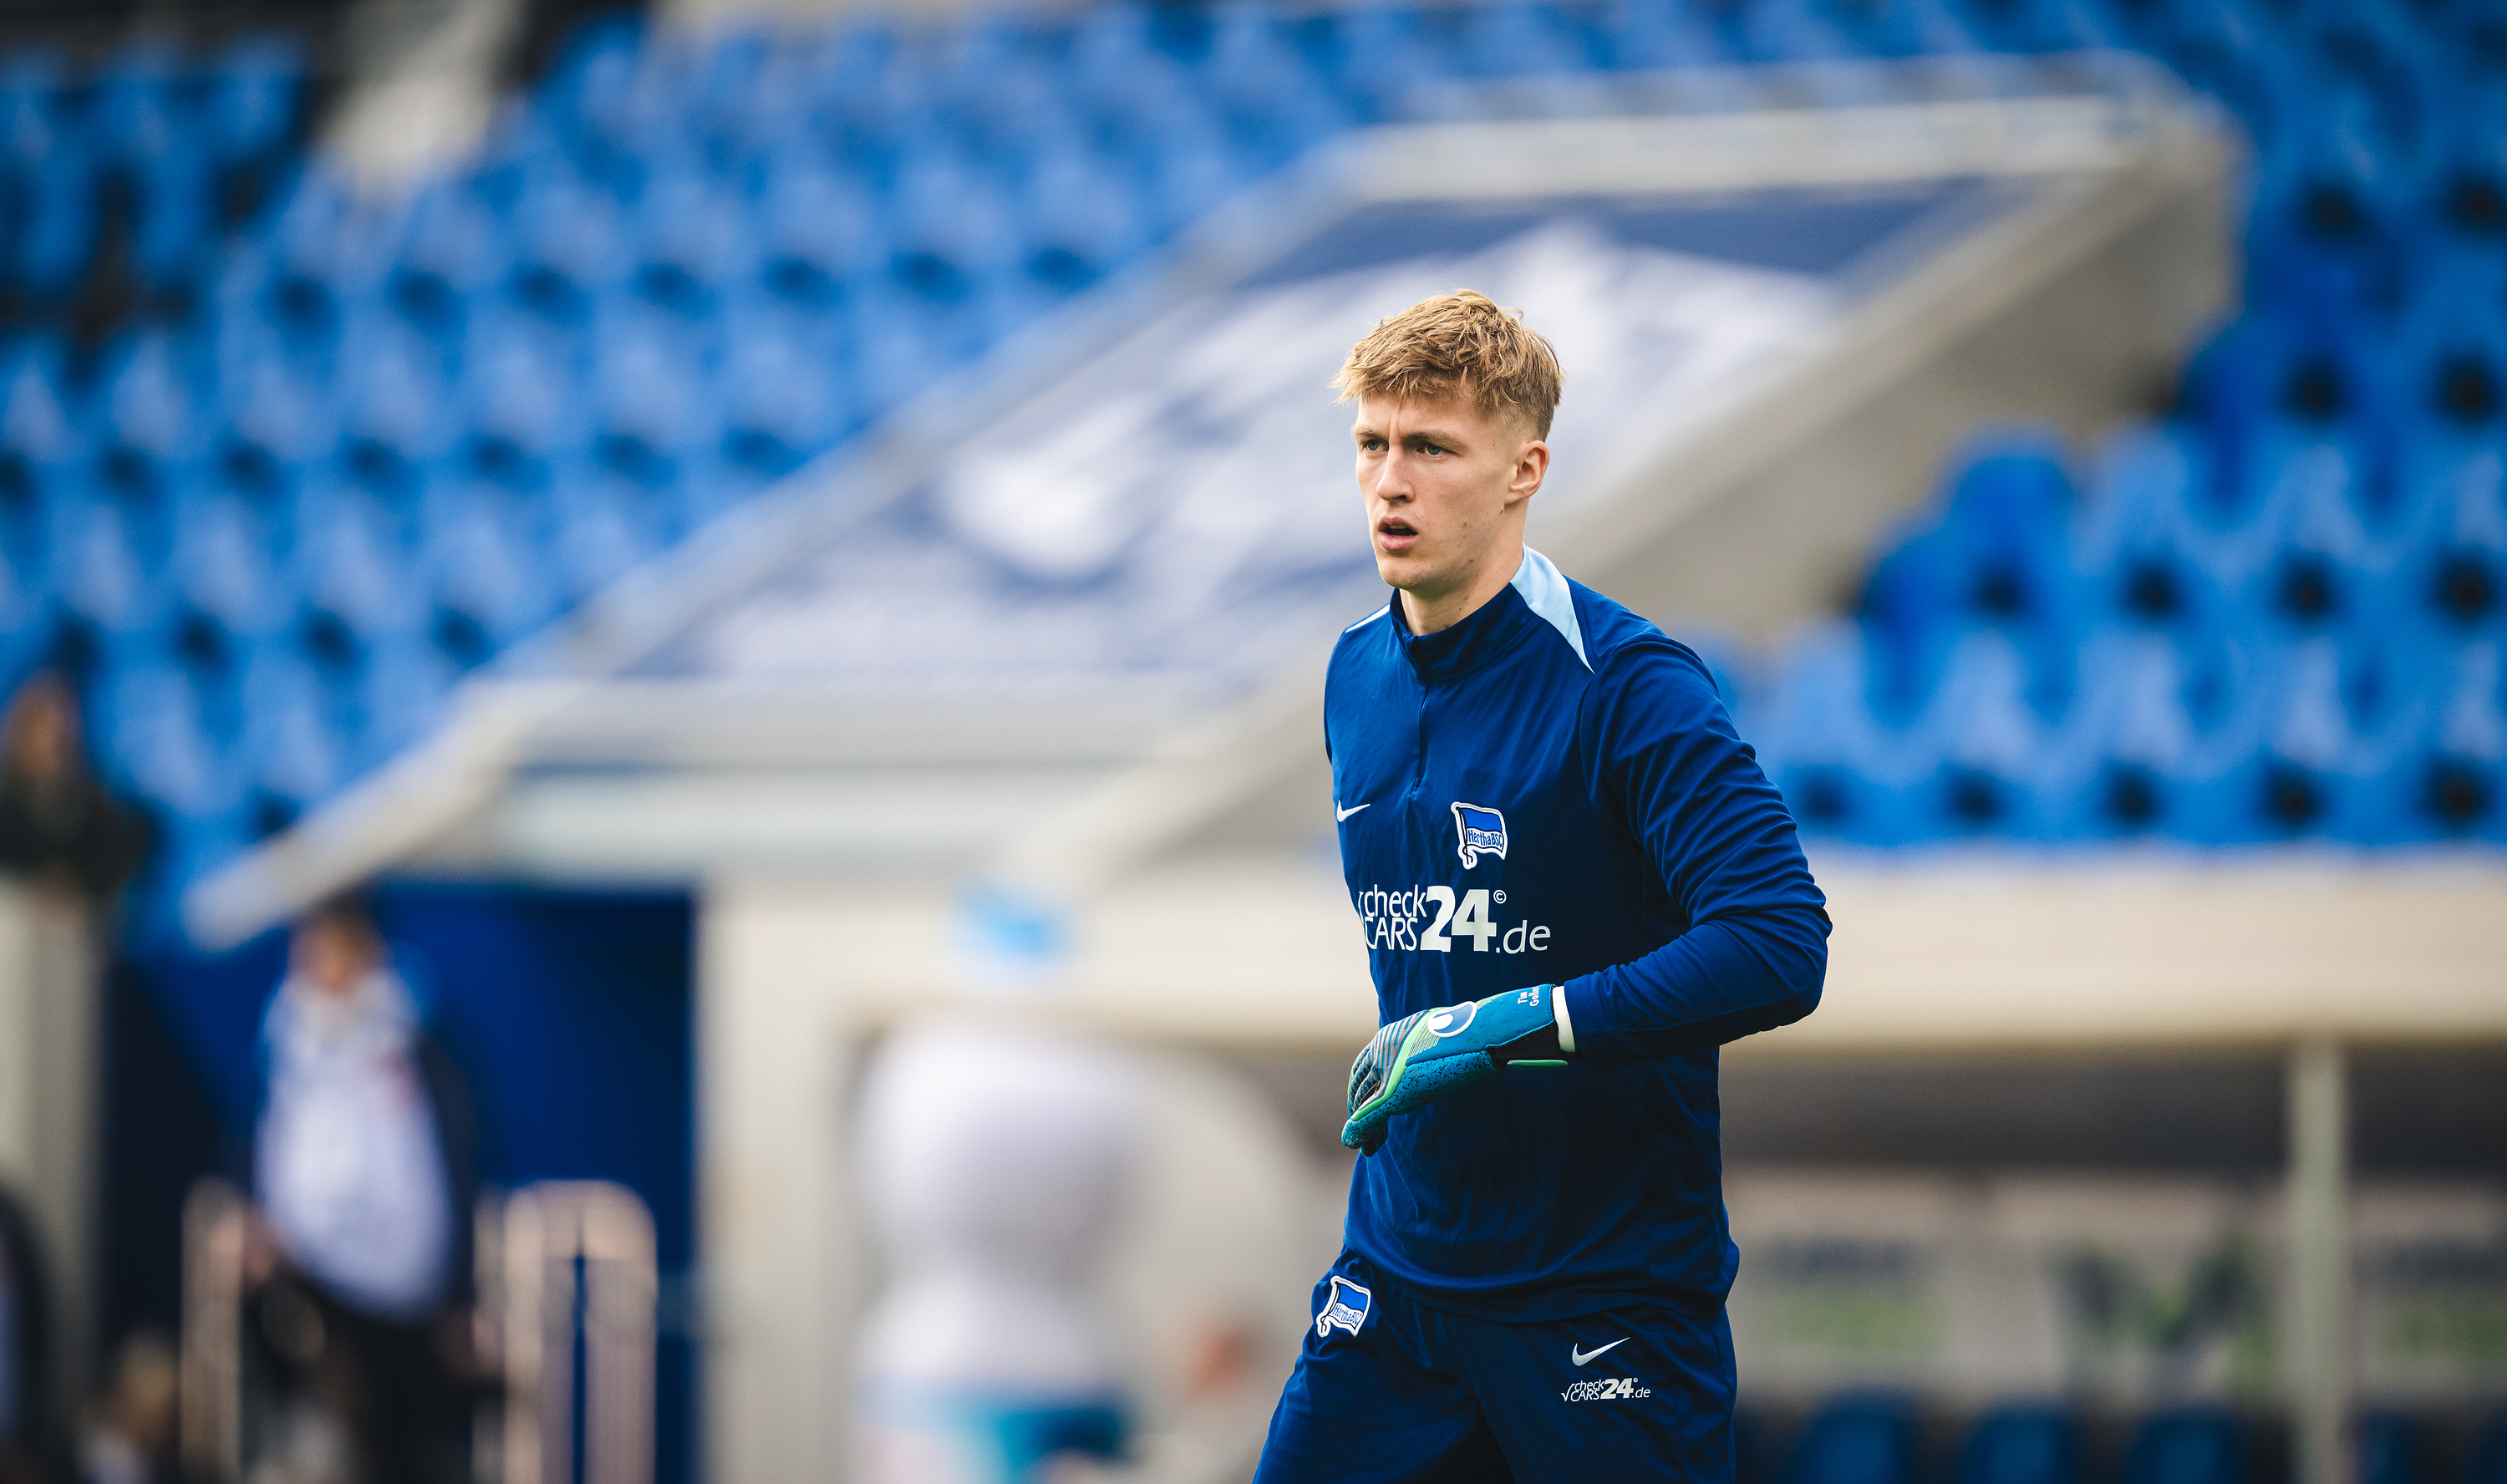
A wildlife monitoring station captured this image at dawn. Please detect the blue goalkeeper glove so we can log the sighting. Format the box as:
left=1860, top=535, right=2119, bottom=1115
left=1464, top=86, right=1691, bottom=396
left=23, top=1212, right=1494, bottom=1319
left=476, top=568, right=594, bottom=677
left=1342, top=986, right=1568, bottom=1155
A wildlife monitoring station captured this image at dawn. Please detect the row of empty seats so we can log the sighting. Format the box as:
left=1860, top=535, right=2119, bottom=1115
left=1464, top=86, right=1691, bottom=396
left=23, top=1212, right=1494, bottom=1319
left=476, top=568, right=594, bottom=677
left=0, top=39, right=304, bottom=307
left=7, top=0, right=2507, bottom=897
left=1741, top=421, right=2505, bottom=846
left=1757, top=1401, right=2507, bottom=1484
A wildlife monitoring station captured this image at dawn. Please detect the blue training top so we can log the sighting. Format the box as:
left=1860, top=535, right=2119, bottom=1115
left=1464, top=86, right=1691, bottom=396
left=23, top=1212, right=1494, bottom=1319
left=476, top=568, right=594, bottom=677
left=1325, top=548, right=1831, bottom=1324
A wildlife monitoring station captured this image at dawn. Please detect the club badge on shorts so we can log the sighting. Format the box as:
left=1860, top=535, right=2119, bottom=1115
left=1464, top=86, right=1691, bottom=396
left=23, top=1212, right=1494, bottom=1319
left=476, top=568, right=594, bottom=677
left=1316, top=1275, right=1372, bottom=1339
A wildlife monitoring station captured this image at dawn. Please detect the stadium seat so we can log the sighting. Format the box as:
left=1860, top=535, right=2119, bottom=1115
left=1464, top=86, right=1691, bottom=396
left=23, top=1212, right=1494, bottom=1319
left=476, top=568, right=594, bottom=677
left=424, top=480, right=560, bottom=659
left=390, top=181, right=509, bottom=339
left=93, top=662, right=236, bottom=825
left=1955, top=1406, right=2078, bottom=1484
left=0, top=0, right=2499, bottom=882
left=170, top=490, right=288, bottom=643
left=2359, top=1412, right=2430, bottom=1484
left=1760, top=623, right=1931, bottom=846
left=2465, top=1408, right=2507, bottom=1484
left=232, top=643, right=341, bottom=833
left=1908, top=628, right=2065, bottom=838
left=1786, top=1398, right=1920, bottom=1484
left=2122, top=1407, right=2245, bottom=1484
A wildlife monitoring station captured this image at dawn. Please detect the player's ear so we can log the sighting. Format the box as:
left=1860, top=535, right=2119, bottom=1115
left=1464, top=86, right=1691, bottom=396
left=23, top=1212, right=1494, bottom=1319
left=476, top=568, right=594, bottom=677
left=1508, top=437, right=1548, bottom=504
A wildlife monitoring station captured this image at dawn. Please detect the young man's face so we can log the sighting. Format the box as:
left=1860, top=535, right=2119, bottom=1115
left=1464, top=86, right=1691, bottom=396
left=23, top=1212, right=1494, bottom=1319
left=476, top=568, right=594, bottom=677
left=1352, top=392, right=1548, bottom=618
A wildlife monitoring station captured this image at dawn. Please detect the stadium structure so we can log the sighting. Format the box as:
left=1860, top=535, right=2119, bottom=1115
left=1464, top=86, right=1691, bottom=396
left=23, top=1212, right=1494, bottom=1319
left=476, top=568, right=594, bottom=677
left=0, top=0, right=2500, bottom=1481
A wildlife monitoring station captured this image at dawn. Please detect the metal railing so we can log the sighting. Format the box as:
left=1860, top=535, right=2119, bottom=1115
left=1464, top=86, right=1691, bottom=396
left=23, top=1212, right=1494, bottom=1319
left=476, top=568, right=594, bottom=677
left=180, top=1177, right=656, bottom=1484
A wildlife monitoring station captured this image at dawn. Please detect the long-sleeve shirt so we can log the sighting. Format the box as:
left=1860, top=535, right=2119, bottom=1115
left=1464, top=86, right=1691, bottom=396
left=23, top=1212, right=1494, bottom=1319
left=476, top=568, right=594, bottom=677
left=1325, top=547, right=1830, bottom=1323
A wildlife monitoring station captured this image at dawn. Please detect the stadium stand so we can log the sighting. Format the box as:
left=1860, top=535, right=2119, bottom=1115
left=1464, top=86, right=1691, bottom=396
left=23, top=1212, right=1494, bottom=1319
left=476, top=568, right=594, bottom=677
left=0, top=0, right=2496, bottom=942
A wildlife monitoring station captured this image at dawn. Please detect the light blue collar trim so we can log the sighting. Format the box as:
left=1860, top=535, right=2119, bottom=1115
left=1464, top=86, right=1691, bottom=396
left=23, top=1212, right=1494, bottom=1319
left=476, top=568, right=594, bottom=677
left=1511, top=547, right=1589, bottom=670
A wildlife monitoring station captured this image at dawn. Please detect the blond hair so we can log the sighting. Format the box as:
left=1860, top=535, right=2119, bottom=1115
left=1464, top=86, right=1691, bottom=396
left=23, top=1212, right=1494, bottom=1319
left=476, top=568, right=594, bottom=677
left=1334, top=290, right=1564, bottom=438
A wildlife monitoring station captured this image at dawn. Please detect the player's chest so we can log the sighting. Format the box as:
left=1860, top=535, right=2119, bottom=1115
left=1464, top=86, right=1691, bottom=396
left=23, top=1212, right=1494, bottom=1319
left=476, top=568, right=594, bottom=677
left=1327, top=664, right=1604, bottom=900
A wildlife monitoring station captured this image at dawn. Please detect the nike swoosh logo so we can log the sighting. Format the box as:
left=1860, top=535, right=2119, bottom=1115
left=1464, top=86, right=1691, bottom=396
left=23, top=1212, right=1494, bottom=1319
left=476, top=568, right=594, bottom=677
left=1335, top=801, right=1371, bottom=821
left=1571, top=1339, right=1630, bottom=1366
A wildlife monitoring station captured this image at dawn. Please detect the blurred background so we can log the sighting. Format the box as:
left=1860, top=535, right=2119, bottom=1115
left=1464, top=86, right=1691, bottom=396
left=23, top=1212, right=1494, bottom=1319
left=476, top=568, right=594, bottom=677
left=0, top=0, right=2498, bottom=1479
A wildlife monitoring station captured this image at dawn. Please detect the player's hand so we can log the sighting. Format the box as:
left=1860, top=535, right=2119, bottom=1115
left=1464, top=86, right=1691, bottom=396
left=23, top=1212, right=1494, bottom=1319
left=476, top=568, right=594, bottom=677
left=1342, top=986, right=1565, bottom=1155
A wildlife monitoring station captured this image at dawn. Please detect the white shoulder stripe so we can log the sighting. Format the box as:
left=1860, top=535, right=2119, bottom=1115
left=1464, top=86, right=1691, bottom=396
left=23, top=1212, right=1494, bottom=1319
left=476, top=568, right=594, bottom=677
left=1511, top=547, right=1589, bottom=670
left=1343, top=603, right=1393, bottom=633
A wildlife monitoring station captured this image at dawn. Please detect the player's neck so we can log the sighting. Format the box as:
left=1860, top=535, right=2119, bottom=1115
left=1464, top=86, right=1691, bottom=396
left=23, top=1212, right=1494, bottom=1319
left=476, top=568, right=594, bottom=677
left=1398, top=538, right=1525, bottom=636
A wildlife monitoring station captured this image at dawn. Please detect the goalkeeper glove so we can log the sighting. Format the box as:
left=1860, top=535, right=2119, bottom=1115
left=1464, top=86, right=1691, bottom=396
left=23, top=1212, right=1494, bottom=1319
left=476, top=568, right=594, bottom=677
left=1342, top=985, right=1568, bottom=1155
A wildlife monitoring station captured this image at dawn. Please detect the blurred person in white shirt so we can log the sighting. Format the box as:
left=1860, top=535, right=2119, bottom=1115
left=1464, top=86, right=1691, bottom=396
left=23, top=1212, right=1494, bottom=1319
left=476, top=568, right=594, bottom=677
left=242, top=895, right=481, bottom=1484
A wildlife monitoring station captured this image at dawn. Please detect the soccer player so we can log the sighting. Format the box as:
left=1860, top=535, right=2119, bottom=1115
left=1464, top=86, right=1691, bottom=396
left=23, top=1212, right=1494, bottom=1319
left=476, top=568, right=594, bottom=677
left=1254, top=292, right=1831, bottom=1482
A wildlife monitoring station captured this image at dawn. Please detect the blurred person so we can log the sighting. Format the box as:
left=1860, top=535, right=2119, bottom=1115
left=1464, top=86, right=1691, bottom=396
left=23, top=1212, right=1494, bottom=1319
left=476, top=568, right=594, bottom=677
left=0, top=1181, right=64, bottom=1484
left=241, top=895, right=480, bottom=1484
left=79, top=1333, right=175, bottom=1484
left=1254, top=293, right=1830, bottom=1481
left=0, top=674, right=149, bottom=908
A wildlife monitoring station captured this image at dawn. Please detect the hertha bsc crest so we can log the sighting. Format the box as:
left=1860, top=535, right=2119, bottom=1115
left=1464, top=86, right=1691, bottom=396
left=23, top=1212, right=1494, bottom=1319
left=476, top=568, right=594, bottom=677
left=1317, top=1275, right=1372, bottom=1339
left=1452, top=803, right=1508, bottom=869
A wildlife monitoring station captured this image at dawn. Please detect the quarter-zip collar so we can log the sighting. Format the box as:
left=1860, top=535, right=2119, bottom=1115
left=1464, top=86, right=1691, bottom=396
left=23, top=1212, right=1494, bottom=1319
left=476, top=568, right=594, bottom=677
left=1389, top=579, right=1544, bottom=686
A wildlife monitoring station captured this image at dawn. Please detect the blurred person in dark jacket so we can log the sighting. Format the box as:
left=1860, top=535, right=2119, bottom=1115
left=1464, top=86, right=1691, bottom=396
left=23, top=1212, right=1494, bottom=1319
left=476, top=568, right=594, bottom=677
left=241, top=895, right=482, bottom=1484
left=0, top=1182, right=66, bottom=1484
left=0, top=674, right=148, bottom=907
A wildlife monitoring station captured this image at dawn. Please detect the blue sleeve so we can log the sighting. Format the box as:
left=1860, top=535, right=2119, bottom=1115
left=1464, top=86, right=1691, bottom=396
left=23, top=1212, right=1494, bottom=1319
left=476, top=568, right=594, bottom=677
left=1559, top=638, right=1829, bottom=1065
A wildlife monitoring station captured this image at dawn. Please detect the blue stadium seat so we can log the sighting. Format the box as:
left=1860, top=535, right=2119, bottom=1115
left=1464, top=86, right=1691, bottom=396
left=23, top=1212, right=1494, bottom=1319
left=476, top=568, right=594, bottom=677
left=287, top=486, right=425, bottom=660
left=2417, top=639, right=2505, bottom=837
left=552, top=468, right=670, bottom=602
left=170, top=489, right=289, bottom=643
left=99, top=331, right=208, bottom=466
left=2123, top=1408, right=2245, bottom=1484
left=1787, top=1399, right=1920, bottom=1484
left=0, top=350, right=79, bottom=475
left=2359, top=1412, right=2430, bottom=1484
left=1447, top=2, right=1598, bottom=78
left=2245, top=77, right=2413, bottom=312
left=205, top=34, right=305, bottom=166
left=2465, top=1408, right=2507, bottom=1484
left=1202, top=5, right=1342, bottom=132
left=463, top=329, right=586, bottom=493
left=126, top=150, right=220, bottom=293
left=1907, top=628, right=2066, bottom=838
left=12, top=150, right=99, bottom=302
left=1759, top=623, right=1930, bottom=845
left=505, top=173, right=630, bottom=323
left=1310, top=3, right=1457, bottom=116
left=233, top=643, right=343, bottom=830
left=52, top=489, right=166, bottom=640
left=591, top=304, right=720, bottom=495
left=755, top=165, right=886, bottom=306
left=215, top=350, right=330, bottom=500
left=423, top=481, right=559, bottom=663
left=1941, top=435, right=2083, bottom=645
left=92, top=662, right=236, bottom=825
left=714, top=327, right=851, bottom=483
left=631, top=168, right=756, bottom=318
left=887, top=145, right=1022, bottom=301
left=390, top=180, right=509, bottom=340
left=1593, top=0, right=1739, bottom=73
left=89, top=42, right=186, bottom=164
left=1944, top=0, right=2097, bottom=54
left=352, top=634, right=455, bottom=770
left=332, top=320, right=460, bottom=498
left=2367, top=438, right=2504, bottom=643
left=2075, top=424, right=2238, bottom=636
left=1955, top=1406, right=2078, bottom=1484
left=0, top=48, right=66, bottom=165
left=1019, top=150, right=1151, bottom=294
